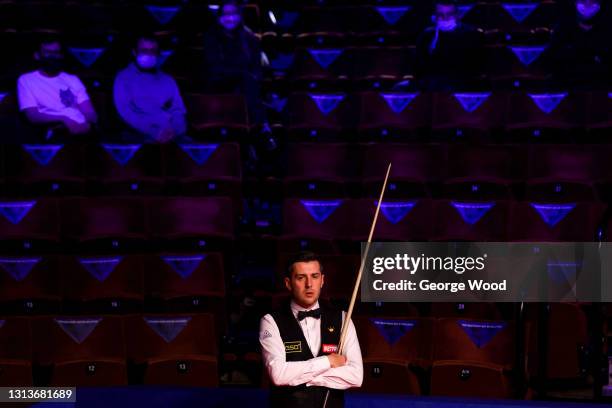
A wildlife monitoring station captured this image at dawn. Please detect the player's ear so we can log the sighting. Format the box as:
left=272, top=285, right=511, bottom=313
left=321, top=273, right=325, bottom=288
left=284, top=276, right=292, bottom=291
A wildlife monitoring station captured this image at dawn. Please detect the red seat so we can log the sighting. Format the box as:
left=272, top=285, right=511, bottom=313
left=163, top=142, right=242, bottom=198
left=85, top=143, right=164, bottom=194
left=0, top=255, right=61, bottom=312
left=147, top=197, right=235, bottom=243
left=32, top=315, right=127, bottom=386
left=145, top=252, right=226, bottom=333
left=433, top=318, right=515, bottom=367
left=59, top=254, right=144, bottom=312
left=431, top=92, right=507, bottom=135
left=359, top=358, right=422, bottom=395
left=3, top=143, right=85, bottom=193
left=486, top=1, right=559, bottom=32
left=287, top=92, right=355, bottom=139
left=486, top=44, right=549, bottom=81
left=0, top=317, right=33, bottom=386
left=505, top=91, right=585, bottom=138
left=444, top=144, right=525, bottom=198
left=0, top=198, right=60, bottom=243
left=352, top=198, right=434, bottom=241
left=358, top=91, right=431, bottom=138
left=354, top=316, right=432, bottom=364
left=433, top=199, right=510, bottom=241
left=586, top=91, right=612, bottom=131
left=526, top=145, right=600, bottom=201
left=61, top=197, right=147, bottom=245
left=282, top=198, right=352, bottom=241
left=525, top=303, right=589, bottom=381
left=351, top=47, right=415, bottom=82
left=125, top=313, right=218, bottom=386
left=360, top=143, right=445, bottom=197
left=185, top=93, right=249, bottom=138
left=430, top=360, right=513, bottom=398
left=290, top=47, right=350, bottom=81
left=285, top=142, right=356, bottom=197
left=509, top=201, right=605, bottom=242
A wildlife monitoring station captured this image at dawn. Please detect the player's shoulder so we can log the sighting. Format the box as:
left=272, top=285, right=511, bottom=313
left=17, top=70, right=39, bottom=83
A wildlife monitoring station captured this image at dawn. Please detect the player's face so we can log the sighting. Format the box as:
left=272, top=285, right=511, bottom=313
left=285, top=261, right=325, bottom=309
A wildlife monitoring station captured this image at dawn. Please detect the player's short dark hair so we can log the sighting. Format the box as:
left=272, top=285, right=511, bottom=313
left=434, top=0, right=458, bottom=8
left=134, top=33, right=159, bottom=48
left=285, top=251, right=323, bottom=278
left=37, top=33, right=63, bottom=50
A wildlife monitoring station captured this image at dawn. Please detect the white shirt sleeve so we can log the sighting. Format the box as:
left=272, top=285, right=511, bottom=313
left=17, top=75, right=38, bottom=111
left=71, top=75, right=90, bottom=104
left=306, top=312, right=363, bottom=390
left=259, top=313, right=331, bottom=386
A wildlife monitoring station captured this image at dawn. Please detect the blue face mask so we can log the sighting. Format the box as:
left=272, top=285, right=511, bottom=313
left=136, top=54, right=157, bottom=70
left=576, top=2, right=600, bottom=19
left=437, top=17, right=458, bottom=32
left=220, top=13, right=241, bottom=30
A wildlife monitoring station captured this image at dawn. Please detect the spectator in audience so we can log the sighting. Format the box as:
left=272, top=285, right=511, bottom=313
left=548, top=0, right=611, bottom=88
left=203, top=0, right=268, bottom=128
left=17, top=36, right=98, bottom=140
left=113, top=34, right=187, bottom=143
left=415, top=0, right=484, bottom=90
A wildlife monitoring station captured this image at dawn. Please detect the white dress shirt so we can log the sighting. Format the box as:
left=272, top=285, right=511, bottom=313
left=259, top=300, right=363, bottom=390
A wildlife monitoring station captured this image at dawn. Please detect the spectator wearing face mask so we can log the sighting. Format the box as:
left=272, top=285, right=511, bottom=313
left=113, top=34, right=187, bottom=143
left=203, top=0, right=268, bottom=127
left=415, top=0, right=484, bottom=90
left=17, top=35, right=98, bottom=140
left=548, top=0, right=611, bottom=88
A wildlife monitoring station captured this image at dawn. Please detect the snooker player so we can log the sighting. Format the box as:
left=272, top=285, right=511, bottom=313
left=259, top=251, right=363, bottom=408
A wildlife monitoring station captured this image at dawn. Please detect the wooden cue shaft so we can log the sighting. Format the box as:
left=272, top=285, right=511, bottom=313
left=322, top=163, right=391, bottom=408
left=338, top=162, right=391, bottom=354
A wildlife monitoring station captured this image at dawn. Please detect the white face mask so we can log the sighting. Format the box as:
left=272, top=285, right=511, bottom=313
left=220, top=14, right=241, bottom=30
left=437, top=18, right=458, bottom=32
left=576, top=2, right=600, bottom=19
left=136, top=54, right=157, bottom=70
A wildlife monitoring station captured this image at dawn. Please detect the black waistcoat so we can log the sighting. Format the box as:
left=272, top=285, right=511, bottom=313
left=268, top=302, right=345, bottom=408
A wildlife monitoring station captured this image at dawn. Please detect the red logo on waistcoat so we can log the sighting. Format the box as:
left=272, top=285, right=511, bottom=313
left=322, top=344, right=338, bottom=353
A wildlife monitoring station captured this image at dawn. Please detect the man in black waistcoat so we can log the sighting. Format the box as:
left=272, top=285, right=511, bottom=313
left=259, top=251, right=363, bottom=408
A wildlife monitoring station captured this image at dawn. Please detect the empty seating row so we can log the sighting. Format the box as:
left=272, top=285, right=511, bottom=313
left=0, top=313, right=219, bottom=386
left=283, top=91, right=612, bottom=138
left=280, top=198, right=606, bottom=245
left=284, top=143, right=612, bottom=200
left=0, top=252, right=226, bottom=317
left=0, top=142, right=241, bottom=195
left=0, top=197, right=235, bottom=250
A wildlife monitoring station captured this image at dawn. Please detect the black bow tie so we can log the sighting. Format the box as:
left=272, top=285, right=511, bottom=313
left=297, top=308, right=321, bottom=321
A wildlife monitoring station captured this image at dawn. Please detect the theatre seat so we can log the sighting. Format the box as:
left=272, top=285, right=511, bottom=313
left=284, top=142, right=356, bottom=197
left=358, top=91, right=430, bottom=139
left=430, top=360, right=514, bottom=398
left=32, top=315, right=127, bottom=386
left=0, top=317, right=33, bottom=386
left=359, top=358, right=422, bottom=395
left=0, top=254, right=61, bottom=313
left=125, top=313, right=218, bottom=386
left=354, top=316, right=432, bottom=364
left=59, top=254, right=144, bottom=313
left=360, top=143, right=445, bottom=198
left=433, top=318, right=515, bottom=367
left=186, top=93, right=249, bottom=139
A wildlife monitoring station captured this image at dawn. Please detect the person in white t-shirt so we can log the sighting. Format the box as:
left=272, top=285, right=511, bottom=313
left=17, top=36, right=98, bottom=137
